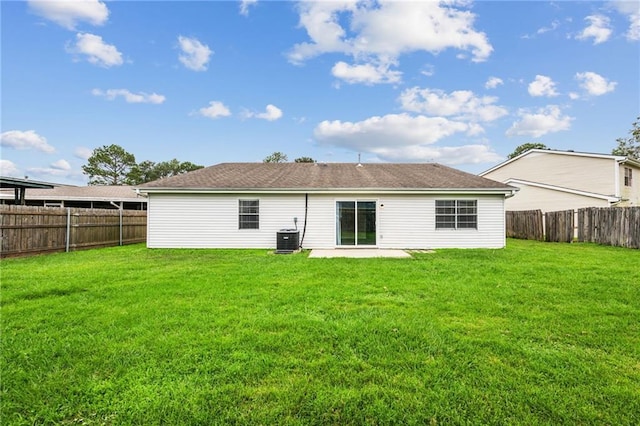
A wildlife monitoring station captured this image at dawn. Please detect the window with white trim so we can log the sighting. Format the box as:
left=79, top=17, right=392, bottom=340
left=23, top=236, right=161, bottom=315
left=624, top=167, right=633, bottom=187
left=239, top=199, right=259, bottom=229
left=435, top=200, right=477, bottom=229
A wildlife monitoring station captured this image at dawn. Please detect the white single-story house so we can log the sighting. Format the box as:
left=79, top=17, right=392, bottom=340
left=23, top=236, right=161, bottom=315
left=137, top=162, right=517, bottom=249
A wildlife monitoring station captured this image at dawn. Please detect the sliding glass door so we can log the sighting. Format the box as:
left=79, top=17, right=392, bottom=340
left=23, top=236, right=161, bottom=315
left=336, top=201, right=376, bottom=246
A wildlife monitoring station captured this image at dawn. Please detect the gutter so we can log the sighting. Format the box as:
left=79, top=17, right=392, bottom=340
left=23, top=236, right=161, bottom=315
left=136, top=187, right=517, bottom=196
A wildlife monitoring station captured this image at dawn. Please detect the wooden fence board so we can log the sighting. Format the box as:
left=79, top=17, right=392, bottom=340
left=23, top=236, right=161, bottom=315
left=0, top=205, right=146, bottom=257
left=508, top=207, right=638, bottom=249
left=577, top=207, right=639, bottom=249
left=506, top=210, right=543, bottom=241
left=545, top=210, right=574, bottom=243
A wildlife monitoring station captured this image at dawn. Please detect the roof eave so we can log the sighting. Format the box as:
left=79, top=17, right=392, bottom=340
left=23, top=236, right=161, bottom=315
left=138, top=187, right=516, bottom=195
left=619, top=157, right=640, bottom=168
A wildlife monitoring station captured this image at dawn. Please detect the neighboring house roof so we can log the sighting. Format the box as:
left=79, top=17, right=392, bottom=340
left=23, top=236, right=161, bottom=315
left=138, top=163, right=515, bottom=193
left=480, top=149, right=640, bottom=176
left=505, top=179, right=620, bottom=203
left=0, top=185, right=146, bottom=202
left=0, top=176, right=55, bottom=190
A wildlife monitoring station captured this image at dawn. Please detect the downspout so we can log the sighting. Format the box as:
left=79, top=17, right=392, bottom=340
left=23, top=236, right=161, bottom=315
left=299, top=193, right=308, bottom=249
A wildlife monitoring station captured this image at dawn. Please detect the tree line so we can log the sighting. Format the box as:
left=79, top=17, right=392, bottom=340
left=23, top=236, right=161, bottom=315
left=82, top=144, right=203, bottom=185
left=81, top=146, right=317, bottom=185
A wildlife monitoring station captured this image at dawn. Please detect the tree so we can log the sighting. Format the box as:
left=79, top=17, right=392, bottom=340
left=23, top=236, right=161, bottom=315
left=127, top=160, right=157, bottom=185
left=263, top=152, right=288, bottom=163
left=507, top=142, right=548, bottom=159
left=294, top=156, right=316, bottom=163
left=151, top=159, right=203, bottom=180
left=128, top=158, right=204, bottom=185
left=127, top=159, right=204, bottom=185
left=82, top=144, right=136, bottom=185
left=612, top=116, right=640, bottom=159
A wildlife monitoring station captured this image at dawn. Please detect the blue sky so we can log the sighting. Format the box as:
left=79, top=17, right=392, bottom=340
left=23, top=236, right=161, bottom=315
left=1, top=0, right=639, bottom=185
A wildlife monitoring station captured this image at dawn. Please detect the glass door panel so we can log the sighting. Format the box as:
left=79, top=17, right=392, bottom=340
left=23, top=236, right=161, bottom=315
left=336, top=201, right=355, bottom=245
left=357, top=201, right=376, bottom=245
left=336, top=201, right=376, bottom=246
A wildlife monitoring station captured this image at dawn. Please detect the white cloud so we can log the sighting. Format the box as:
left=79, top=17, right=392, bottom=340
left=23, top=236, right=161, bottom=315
left=245, top=104, right=283, bottom=121
left=522, top=19, right=562, bottom=39
left=74, top=147, right=93, bottom=160
left=528, top=75, right=559, bottom=97
left=1, top=130, right=55, bottom=153
left=67, top=33, right=123, bottom=67
left=314, top=113, right=501, bottom=165
left=288, top=1, right=492, bottom=84
left=575, top=71, right=617, bottom=96
left=28, top=0, right=109, bottom=30
left=506, top=105, right=573, bottom=138
left=50, top=159, right=72, bottom=171
left=576, top=15, right=612, bottom=44
left=178, top=36, right=212, bottom=71
left=198, top=101, right=231, bottom=119
left=610, top=1, right=640, bottom=40
left=239, top=0, right=258, bottom=16
left=371, top=144, right=503, bottom=165
left=314, top=113, right=468, bottom=149
left=399, top=87, right=508, bottom=122
left=537, top=19, right=560, bottom=35
left=27, top=165, right=83, bottom=179
left=628, top=15, right=640, bottom=40
left=331, top=61, right=402, bottom=85
left=420, top=64, right=435, bottom=77
left=0, top=160, right=21, bottom=177
left=485, top=77, right=504, bottom=89
left=92, top=88, right=166, bottom=104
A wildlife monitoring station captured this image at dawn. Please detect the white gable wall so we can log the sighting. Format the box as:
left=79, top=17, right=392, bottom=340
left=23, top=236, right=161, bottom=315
left=147, top=192, right=506, bottom=249
left=483, top=151, right=616, bottom=196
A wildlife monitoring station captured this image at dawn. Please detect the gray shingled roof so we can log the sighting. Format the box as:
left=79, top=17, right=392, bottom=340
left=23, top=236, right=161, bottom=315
left=139, top=163, right=513, bottom=191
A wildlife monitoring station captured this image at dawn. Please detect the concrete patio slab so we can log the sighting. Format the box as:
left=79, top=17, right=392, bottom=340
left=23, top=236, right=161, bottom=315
left=308, top=249, right=411, bottom=258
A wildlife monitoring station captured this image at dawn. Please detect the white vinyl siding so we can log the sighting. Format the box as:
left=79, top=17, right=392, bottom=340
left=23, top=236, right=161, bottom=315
left=147, top=194, right=305, bottom=248
left=147, top=192, right=507, bottom=249
left=483, top=151, right=616, bottom=196
left=504, top=182, right=611, bottom=211
left=618, top=164, right=640, bottom=206
left=377, top=195, right=504, bottom=249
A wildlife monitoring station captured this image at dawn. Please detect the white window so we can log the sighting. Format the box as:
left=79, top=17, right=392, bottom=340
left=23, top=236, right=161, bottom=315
left=624, top=167, right=633, bottom=187
left=239, top=199, right=259, bottom=229
left=436, top=200, right=477, bottom=229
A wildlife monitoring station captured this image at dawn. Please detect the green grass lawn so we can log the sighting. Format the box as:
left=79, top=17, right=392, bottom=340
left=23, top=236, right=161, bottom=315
left=2, top=240, right=639, bottom=425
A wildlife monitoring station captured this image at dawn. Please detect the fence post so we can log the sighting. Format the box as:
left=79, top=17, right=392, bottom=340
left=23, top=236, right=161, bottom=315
left=70, top=211, right=79, bottom=251
left=65, top=208, right=71, bottom=252
left=119, top=207, right=123, bottom=246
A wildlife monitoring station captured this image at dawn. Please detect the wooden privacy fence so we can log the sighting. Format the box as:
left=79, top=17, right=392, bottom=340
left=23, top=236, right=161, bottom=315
left=1, top=205, right=147, bottom=257
left=577, top=207, right=640, bottom=249
left=507, top=207, right=639, bottom=249
left=506, top=210, right=543, bottom=241
left=545, top=210, right=574, bottom=243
